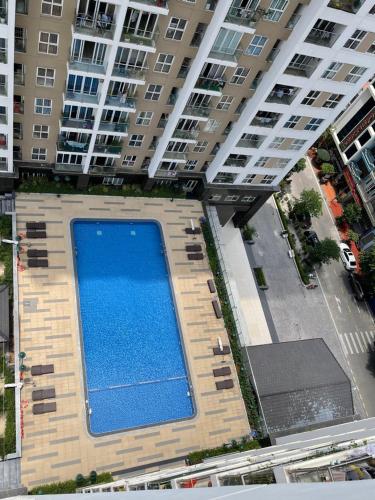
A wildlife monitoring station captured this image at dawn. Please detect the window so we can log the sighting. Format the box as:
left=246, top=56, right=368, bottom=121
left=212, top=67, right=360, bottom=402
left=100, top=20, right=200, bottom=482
left=154, top=53, right=174, bottom=73
left=103, top=177, right=123, bottom=186
left=301, top=90, right=320, bottom=106
left=216, top=95, right=233, bottom=111
left=224, top=195, right=239, bottom=202
left=321, top=61, right=343, bottom=79
left=31, top=147, right=47, bottom=161
left=209, top=194, right=221, bottom=201
left=193, top=140, right=208, bottom=153
left=230, top=67, right=249, bottom=85
left=265, top=0, right=288, bottom=22
left=261, top=175, right=276, bottom=184
left=14, top=122, right=23, bottom=139
left=323, top=93, right=343, bottom=108
left=344, top=65, right=367, bottom=83
left=367, top=41, right=375, bottom=54
left=344, top=30, right=367, bottom=50
left=34, top=98, right=52, bottom=115
left=135, top=111, right=153, bottom=126
left=284, top=115, right=301, bottom=129
left=242, top=196, right=256, bottom=203
left=269, top=137, right=285, bottom=149
left=144, top=84, right=162, bottom=101
left=38, top=32, right=59, bottom=54
left=304, top=117, right=323, bottom=131
left=243, top=174, right=256, bottom=184
left=122, top=155, right=136, bottom=167
left=41, top=0, right=63, bottom=16
left=129, top=134, right=143, bottom=147
left=15, top=27, right=26, bottom=52
left=165, top=17, right=187, bottom=41
left=36, top=67, right=55, bottom=87
left=204, top=119, right=220, bottom=133
left=245, top=35, right=268, bottom=56
left=32, top=124, right=49, bottom=139
left=184, top=160, right=198, bottom=170
left=254, top=157, right=268, bottom=168
left=290, top=139, right=307, bottom=150
left=276, top=158, right=290, bottom=169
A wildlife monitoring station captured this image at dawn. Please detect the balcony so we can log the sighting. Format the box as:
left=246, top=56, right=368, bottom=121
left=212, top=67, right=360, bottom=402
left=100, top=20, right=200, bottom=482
left=265, top=85, right=298, bottom=105
left=251, top=114, right=280, bottom=128
left=0, top=114, right=6, bottom=124
left=194, top=77, right=224, bottom=95
left=224, top=158, right=248, bottom=168
left=112, top=63, right=146, bottom=81
left=0, top=49, right=6, bottom=63
left=15, top=38, right=26, bottom=52
left=69, top=56, right=106, bottom=75
left=0, top=161, right=7, bottom=172
left=224, top=6, right=263, bottom=29
left=64, top=91, right=100, bottom=105
left=61, top=117, right=94, bottom=130
left=131, top=0, right=168, bottom=10
left=163, top=151, right=187, bottom=162
left=105, top=95, right=136, bottom=110
left=0, top=6, right=7, bottom=24
left=54, top=163, right=84, bottom=173
left=305, top=28, right=339, bottom=47
left=208, top=47, right=242, bottom=65
left=166, top=93, right=178, bottom=105
left=14, top=72, right=24, bottom=86
left=121, top=28, right=158, bottom=48
left=266, top=47, right=280, bottom=63
left=182, top=105, right=211, bottom=119
left=13, top=101, right=24, bottom=114
left=75, top=14, right=115, bottom=39
left=173, top=129, right=199, bottom=141
left=57, top=140, right=89, bottom=153
left=284, top=57, right=321, bottom=78
left=0, top=135, right=7, bottom=149
left=89, top=165, right=117, bottom=175
left=98, top=121, right=128, bottom=134
left=236, top=137, right=263, bottom=148
left=328, top=0, right=364, bottom=14
left=93, top=143, right=123, bottom=154
left=286, top=13, right=301, bottom=29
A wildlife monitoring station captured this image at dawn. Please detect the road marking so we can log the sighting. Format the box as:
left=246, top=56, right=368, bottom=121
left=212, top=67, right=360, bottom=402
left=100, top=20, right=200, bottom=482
left=349, top=332, right=360, bottom=354
left=356, top=302, right=361, bottom=314
left=357, top=331, right=367, bottom=352
left=343, top=333, right=353, bottom=354
left=339, top=334, right=348, bottom=355
left=365, top=331, right=373, bottom=348
left=335, top=296, right=342, bottom=313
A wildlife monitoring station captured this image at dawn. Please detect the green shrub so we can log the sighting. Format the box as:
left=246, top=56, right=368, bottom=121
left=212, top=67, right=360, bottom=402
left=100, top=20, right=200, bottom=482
left=254, top=267, right=267, bottom=287
left=242, top=225, right=256, bottom=241
left=348, top=229, right=359, bottom=244
left=188, top=438, right=260, bottom=465
left=29, top=472, right=112, bottom=494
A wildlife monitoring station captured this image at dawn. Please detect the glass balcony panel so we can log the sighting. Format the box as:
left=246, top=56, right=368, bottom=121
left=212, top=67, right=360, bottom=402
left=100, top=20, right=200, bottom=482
left=75, top=14, right=115, bottom=39
left=65, top=91, right=99, bottom=104
left=94, top=143, right=123, bottom=154
left=98, top=121, right=128, bottom=133
left=195, top=77, right=225, bottom=92
left=265, top=85, right=298, bottom=105
left=224, top=6, right=263, bottom=28
left=112, top=63, right=146, bottom=80
left=57, top=140, right=89, bottom=153
left=105, top=95, right=136, bottom=109
left=69, top=56, right=106, bottom=75
left=183, top=105, right=210, bottom=118
left=131, top=0, right=168, bottom=8
left=121, top=28, right=158, bottom=47
left=61, top=117, right=94, bottom=129
left=173, top=129, right=199, bottom=140
left=55, top=163, right=84, bottom=173
left=305, top=28, right=339, bottom=47
left=0, top=49, right=6, bottom=63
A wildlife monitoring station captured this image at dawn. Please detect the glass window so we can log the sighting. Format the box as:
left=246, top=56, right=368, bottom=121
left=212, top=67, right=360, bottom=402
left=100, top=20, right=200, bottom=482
left=269, top=137, right=285, bottom=149
left=283, top=115, right=301, bottom=128
left=129, top=134, right=143, bottom=147
left=261, top=174, right=276, bottom=184
left=193, top=140, right=208, bottom=153
left=242, top=174, right=256, bottom=184
left=165, top=17, right=187, bottom=40
left=34, top=98, right=52, bottom=115
left=321, top=61, right=343, bottom=79
left=344, top=65, right=367, bottom=83
left=135, top=111, right=153, bottom=126
left=264, top=0, right=288, bottom=21
left=184, top=160, right=198, bottom=170
left=216, top=95, right=233, bottom=110
left=344, top=30, right=367, bottom=50
left=36, top=67, right=55, bottom=87
left=289, top=139, right=307, bottom=150
left=41, top=0, right=63, bottom=16
left=31, top=147, right=47, bottom=160
left=245, top=35, right=268, bottom=56
left=154, top=53, right=174, bottom=73
left=242, top=195, right=256, bottom=203
left=301, top=90, right=320, bottom=106
left=38, top=31, right=59, bottom=54
left=144, top=84, right=162, bottom=101
left=254, top=157, right=268, bottom=168
left=323, top=93, right=343, bottom=108
left=230, top=67, right=249, bottom=85
left=304, top=117, right=323, bottom=131
left=122, top=155, right=136, bottom=167
left=32, top=124, right=49, bottom=139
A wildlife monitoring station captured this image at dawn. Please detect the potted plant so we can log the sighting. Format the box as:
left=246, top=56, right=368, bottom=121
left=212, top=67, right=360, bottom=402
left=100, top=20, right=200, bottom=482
left=242, top=225, right=256, bottom=244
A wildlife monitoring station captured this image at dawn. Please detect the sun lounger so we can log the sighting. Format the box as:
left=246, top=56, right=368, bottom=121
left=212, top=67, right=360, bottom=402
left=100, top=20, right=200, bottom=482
left=185, top=228, right=202, bottom=235
left=32, top=388, right=56, bottom=401
left=216, top=379, right=234, bottom=390
left=27, top=249, right=48, bottom=258
left=188, top=253, right=204, bottom=260
left=213, top=367, right=231, bottom=377
left=207, top=279, right=216, bottom=293
left=28, top=259, right=48, bottom=268
left=26, top=222, right=46, bottom=230
left=26, top=231, right=47, bottom=239
left=31, top=364, right=54, bottom=376
left=186, top=244, right=202, bottom=252
left=32, top=402, right=57, bottom=415
left=213, top=345, right=231, bottom=356
left=212, top=299, right=222, bottom=318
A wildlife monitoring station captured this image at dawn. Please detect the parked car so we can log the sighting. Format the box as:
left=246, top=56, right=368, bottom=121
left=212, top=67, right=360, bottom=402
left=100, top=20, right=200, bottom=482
left=304, top=230, right=320, bottom=247
left=348, top=273, right=365, bottom=301
left=339, top=243, right=357, bottom=271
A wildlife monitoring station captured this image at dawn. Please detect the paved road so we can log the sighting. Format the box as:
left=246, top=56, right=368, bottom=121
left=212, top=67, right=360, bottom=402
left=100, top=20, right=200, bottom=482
left=289, top=158, right=375, bottom=417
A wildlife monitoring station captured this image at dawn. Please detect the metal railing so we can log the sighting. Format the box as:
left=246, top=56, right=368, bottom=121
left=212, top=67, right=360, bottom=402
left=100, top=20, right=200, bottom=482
left=284, top=60, right=319, bottom=78
left=236, top=138, right=262, bottom=148
left=69, top=56, right=106, bottom=74
left=94, top=143, right=123, bottom=154
left=55, top=163, right=84, bottom=173
left=266, top=47, right=280, bottom=63
left=224, top=6, right=264, bottom=28
left=183, top=105, right=210, bottom=118
left=105, top=94, right=136, bottom=109
left=15, top=38, right=26, bottom=52
left=112, top=63, right=146, bottom=80
left=98, top=121, right=128, bottom=133
left=57, top=141, right=89, bottom=153
left=195, top=77, right=224, bottom=93
left=224, top=158, right=248, bottom=167
left=121, top=27, right=158, bottom=47
left=173, top=129, right=199, bottom=140
left=64, top=91, right=99, bottom=104
left=305, top=28, right=338, bottom=47
left=61, top=117, right=94, bottom=129
left=286, top=13, right=301, bottom=29
left=251, top=115, right=279, bottom=128
left=14, top=73, right=24, bottom=86
left=166, top=93, right=178, bottom=105
left=75, top=14, right=115, bottom=39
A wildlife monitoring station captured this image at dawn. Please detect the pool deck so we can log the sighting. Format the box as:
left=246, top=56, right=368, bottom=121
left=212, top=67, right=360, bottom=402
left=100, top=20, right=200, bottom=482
left=16, top=193, right=250, bottom=488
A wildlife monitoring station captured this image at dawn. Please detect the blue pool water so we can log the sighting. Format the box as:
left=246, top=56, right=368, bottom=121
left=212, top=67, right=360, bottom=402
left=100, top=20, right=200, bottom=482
left=72, top=220, right=194, bottom=435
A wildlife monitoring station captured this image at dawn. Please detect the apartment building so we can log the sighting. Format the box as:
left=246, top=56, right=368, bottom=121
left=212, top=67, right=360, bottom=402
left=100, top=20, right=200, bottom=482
left=1, top=0, right=375, bottom=225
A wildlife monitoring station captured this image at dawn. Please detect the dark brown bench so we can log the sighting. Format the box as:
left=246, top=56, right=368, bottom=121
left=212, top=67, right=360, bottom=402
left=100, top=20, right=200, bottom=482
left=32, top=402, right=57, bottom=415
left=28, top=259, right=48, bottom=268
left=207, top=279, right=216, bottom=293
left=216, top=379, right=234, bottom=390
left=212, top=299, right=222, bottom=318
left=213, top=345, right=231, bottom=356
left=213, top=367, right=231, bottom=377
left=186, top=244, right=202, bottom=252
left=188, top=253, right=204, bottom=261
left=32, top=388, right=56, bottom=401
left=26, top=231, right=47, bottom=239
left=27, top=249, right=48, bottom=258
left=185, top=228, right=202, bottom=235
left=26, top=222, right=46, bottom=230
left=31, top=364, right=54, bottom=376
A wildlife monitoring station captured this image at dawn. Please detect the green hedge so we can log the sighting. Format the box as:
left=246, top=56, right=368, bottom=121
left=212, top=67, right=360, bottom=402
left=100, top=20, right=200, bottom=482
left=0, top=215, right=13, bottom=292
left=188, top=438, right=260, bottom=465
left=254, top=267, right=267, bottom=287
left=201, top=221, right=260, bottom=430
left=0, top=356, right=16, bottom=458
left=29, top=472, right=113, bottom=494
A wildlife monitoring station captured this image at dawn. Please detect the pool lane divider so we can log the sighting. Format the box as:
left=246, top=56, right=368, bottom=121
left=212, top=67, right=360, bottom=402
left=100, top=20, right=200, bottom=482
left=89, top=375, right=189, bottom=393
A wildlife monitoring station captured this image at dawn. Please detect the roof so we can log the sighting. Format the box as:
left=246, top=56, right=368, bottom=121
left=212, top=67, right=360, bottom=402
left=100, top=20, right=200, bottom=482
left=245, top=339, right=354, bottom=435
left=0, top=284, right=9, bottom=342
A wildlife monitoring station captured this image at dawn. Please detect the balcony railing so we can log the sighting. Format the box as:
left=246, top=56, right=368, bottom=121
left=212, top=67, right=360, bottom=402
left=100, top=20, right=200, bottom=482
left=284, top=60, right=320, bottom=78
left=55, top=163, right=84, bottom=173
left=177, top=67, right=189, bottom=78
left=0, top=7, right=7, bottom=24
left=121, top=28, right=158, bottom=47
left=183, top=105, right=210, bottom=118
left=286, top=13, right=301, bottom=29
left=251, top=116, right=279, bottom=128
left=131, top=0, right=168, bottom=8
left=208, top=47, right=242, bottom=63
left=0, top=49, right=6, bottom=63
left=328, top=0, right=364, bottom=14
left=236, top=138, right=263, bottom=148
left=0, top=161, right=7, bottom=171
left=61, top=117, right=94, bottom=129
left=15, top=38, right=26, bottom=52
left=305, top=28, right=339, bottom=47
left=13, top=102, right=24, bottom=114
left=163, top=152, right=187, bottom=161
left=173, top=129, right=199, bottom=140
left=57, top=140, right=89, bottom=153
left=266, top=47, right=280, bottom=63
left=75, top=14, right=115, bottom=39
left=166, top=94, right=178, bottom=105
left=112, top=63, right=146, bottom=80
left=98, top=121, right=128, bottom=133
left=65, top=91, right=100, bottom=104
left=0, top=114, right=6, bottom=124
left=265, top=88, right=297, bottom=105
left=224, top=158, right=247, bottom=168
left=14, top=73, right=24, bottom=86
left=69, top=56, right=106, bottom=75
left=94, top=143, right=123, bottom=154
left=224, top=6, right=264, bottom=28
left=195, top=77, right=224, bottom=93
left=105, top=95, right=136, bottom=109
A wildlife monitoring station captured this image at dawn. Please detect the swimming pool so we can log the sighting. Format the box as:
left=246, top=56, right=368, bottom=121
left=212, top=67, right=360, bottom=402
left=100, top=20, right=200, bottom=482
left=72, top=220, right=194, bottom=435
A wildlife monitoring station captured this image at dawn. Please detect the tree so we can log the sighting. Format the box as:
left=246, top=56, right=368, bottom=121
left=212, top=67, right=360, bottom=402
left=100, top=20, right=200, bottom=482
left=321, top=163, right=335, bottom=176
left=293, top=189, right=323, bottom=218
left=292, top=158, right=306, bottom=173
left=360, top=247, right=375, bottom=296
left=316, top=148, right=330, bottom=162
left=309, top=238, right=340, bottom=265
left=347, top=229, right=359, bottom=245
left=343, top=203, right=362, bottom=225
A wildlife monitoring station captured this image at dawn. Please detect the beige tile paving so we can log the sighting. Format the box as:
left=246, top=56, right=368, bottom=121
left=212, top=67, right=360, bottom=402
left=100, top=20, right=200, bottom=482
left=16, top=193, right=250, bottom=488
